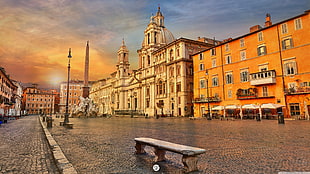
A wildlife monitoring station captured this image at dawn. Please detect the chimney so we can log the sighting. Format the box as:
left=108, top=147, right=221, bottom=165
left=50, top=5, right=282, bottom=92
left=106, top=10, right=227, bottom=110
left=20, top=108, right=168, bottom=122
left=264, top=13, right=272, bottom=27
left=250, top=25, right=262, bottom=32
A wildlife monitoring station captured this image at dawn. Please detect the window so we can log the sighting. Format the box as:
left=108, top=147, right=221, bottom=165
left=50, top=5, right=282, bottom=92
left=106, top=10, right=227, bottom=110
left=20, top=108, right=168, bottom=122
left=210, top=48, right=216, bottom=56
left=199, top=53, right=203, bottom=60
left=240, top=50, right=246, bottom=60
left=146, top=98, right=150, bottom=108
left=281, top=23, right=288, bottom=34
left=157, top=80, right=166, bottom=95
left=176, top=83, right=181, bottom=92
left=228, top=90, right=232, bottom=98
left=176, top=48, right=180, bottom=57
left=240, top=38, right=245, bottom=47
left=225, top=44, right=230, bottom=52
left=212, top=58, right=216, bottom=67
left=146, top=87, right=150, bottom=97
left=240, top=70, right=249, bottom=82
left=225, top=55, right=232, bottom=64
left=176, top=65, right=181, bottom=76
left=212, top=77, right=218, bottom=87
left=169, top=67, right=174, bottom=77
left=147, top=55, right=151, bottom=66
left=200, top=79, right=206, bottom=88
left=282, top=38, right=293, bottom=50
left=225, top=73, right=233, bottom=84
left=262, top=86, right=268, bottom=97
left=257, top=45, right=267, bottom=56
left=290, top=103, right=300, bottom=116
left=170, top=83, right=174, bottom=93
left=199, top=64, right=205, bottom=71
left=284, top=61, right=297, bottom=75
left=294, top=18, right=302, bottom=30
left=169, top=49, right=174, bottom=61
left=258, top=32, right=263, bottom=42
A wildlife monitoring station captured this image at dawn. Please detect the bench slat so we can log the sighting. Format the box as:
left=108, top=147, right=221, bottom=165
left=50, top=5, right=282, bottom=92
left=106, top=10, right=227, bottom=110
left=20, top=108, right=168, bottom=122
left=134, top=137, right=206, bottom=156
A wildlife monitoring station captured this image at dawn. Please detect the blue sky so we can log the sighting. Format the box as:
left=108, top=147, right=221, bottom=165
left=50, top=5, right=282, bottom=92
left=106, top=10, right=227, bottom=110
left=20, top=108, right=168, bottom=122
left=0, top=0, right=308, bottom=87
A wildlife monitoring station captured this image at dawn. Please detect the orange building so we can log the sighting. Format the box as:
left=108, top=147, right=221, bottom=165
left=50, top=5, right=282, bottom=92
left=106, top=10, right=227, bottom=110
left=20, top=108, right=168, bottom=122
left=193, top=10, right=310, bottom=119
left=22, top=85, right=57, bottom=115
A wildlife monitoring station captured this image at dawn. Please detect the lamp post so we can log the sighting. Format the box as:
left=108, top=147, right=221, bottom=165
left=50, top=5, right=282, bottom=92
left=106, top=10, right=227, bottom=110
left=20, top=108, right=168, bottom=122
left=206, top=70, right=211, bottom=120
left=130, top=94, right=134, bottom=118
left=64, top=48, right=72, bottom=124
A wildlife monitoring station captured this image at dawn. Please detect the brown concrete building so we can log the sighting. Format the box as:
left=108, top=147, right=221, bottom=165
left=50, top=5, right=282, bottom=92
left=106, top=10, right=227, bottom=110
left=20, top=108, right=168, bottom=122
left=0, top=67, right=17, bottom=117
left=22, top=85, right=57, bottom=115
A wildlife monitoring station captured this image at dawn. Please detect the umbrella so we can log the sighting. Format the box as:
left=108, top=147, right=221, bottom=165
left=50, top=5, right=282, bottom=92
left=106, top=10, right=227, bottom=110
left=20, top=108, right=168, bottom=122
left=240, top=105, right=243, bottom=119
left=225, top=105, right=239, bottom=109
left=211, top=106, right=224, bottom=110
left=261, top=103, right=284, bottom=109
left=304, top=101, right=309, bottom=120
left=242, top=104, right=259, bottom=109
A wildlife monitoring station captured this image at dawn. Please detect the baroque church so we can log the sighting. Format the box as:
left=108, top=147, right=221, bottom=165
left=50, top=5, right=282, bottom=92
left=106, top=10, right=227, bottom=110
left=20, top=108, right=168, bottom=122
left=90, top=7, right=216, bottom=117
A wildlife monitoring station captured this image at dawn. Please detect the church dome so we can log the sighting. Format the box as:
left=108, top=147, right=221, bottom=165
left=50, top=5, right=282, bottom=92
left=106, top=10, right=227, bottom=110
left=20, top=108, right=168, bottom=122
left=160, top=27, right=175, bottom=44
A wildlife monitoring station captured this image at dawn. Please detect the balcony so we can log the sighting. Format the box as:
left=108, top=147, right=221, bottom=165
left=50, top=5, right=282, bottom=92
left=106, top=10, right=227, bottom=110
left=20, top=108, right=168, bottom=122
left=284, top=87, right=310, bottom=95
left=250, top=70, right=276, bottom=86
left=193, top=96, right=221, bottom=103
left=237, top=88, right=258, bottom=99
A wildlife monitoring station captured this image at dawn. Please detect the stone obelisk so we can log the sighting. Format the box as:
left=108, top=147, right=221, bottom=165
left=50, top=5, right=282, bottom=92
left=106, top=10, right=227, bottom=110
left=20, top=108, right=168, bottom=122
left=82, top=41, right=90, bottom=98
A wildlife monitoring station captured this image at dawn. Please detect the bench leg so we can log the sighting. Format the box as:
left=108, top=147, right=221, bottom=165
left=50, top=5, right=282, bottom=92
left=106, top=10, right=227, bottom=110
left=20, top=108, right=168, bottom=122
left=154, top=148, right=166, bottom=162
left=135, top=142, right=146, bottom=154
left=182, top=155, right=198, bottom=172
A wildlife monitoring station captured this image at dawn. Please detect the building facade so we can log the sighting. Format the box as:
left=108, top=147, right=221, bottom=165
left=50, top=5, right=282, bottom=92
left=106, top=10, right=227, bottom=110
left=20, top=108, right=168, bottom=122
left=193, top=10, right=310, bottom=119
left=22, top=85, right=56, bottom=115
left=90, top=7, right=216, bottom=117
left=59, top=80, right=84, bottom=114
left=0, top=67, right=18, bottom=117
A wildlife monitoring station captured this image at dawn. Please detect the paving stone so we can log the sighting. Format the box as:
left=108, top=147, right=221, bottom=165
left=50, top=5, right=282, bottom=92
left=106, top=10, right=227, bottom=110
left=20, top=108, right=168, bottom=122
left=49, top=117, right=310, bottom=173
left=0, top=116, right=59, bottom=174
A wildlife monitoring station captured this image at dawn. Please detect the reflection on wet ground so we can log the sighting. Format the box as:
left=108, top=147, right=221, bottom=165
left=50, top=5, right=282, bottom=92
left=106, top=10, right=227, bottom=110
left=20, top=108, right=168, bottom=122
left=50, top=117, right=310, bottom=173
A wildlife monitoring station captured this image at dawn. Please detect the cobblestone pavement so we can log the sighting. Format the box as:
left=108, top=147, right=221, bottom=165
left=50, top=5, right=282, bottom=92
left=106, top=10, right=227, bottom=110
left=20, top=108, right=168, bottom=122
left=0, top=116, right=59, bottom=174
left=49, top=117, right=310, bottom=174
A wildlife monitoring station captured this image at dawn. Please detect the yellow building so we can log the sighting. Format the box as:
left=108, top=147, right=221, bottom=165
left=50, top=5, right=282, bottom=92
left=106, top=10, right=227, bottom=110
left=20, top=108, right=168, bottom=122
left=193, top=10, right=310, bottom=119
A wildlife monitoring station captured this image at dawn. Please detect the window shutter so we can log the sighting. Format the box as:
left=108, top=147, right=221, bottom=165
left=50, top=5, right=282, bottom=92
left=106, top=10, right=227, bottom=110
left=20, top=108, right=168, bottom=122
left=290, top=38, right=294, bottom=48
left=282, top=40, right=286, bottom=50
left=257, top=47, right=261, bottom=56
left=264, top=46, right=267, bottom=55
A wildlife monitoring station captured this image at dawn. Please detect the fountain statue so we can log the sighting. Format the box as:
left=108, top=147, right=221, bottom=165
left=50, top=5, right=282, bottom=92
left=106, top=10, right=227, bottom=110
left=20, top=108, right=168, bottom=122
left=70, top=96, right=98, bottom=117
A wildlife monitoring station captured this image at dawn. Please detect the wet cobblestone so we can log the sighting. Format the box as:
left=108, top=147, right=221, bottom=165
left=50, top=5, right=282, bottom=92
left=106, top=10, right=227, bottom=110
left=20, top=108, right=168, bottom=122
left=0, top=116, right=59, bottom=174
left=49, top=117, right=310, bottom=174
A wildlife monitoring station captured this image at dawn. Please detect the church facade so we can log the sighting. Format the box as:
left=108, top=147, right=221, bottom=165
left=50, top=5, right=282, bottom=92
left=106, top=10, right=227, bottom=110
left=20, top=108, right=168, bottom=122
left=90, top=7, right=216, bottom=117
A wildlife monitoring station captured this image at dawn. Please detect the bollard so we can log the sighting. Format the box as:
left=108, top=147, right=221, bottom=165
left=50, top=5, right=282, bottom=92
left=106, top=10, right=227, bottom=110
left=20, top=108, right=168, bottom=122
left=46, top=117, right=53, bottom=128
left=278, top=112, right=285, bottom=124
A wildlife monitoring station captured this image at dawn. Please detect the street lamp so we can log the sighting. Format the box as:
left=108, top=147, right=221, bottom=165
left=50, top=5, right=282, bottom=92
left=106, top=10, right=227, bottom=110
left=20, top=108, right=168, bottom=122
left=64, top=48, right=72, bottom=124
left=130, top=94, right=134, bottom=118
left=206, top=70, right=211, bottom=120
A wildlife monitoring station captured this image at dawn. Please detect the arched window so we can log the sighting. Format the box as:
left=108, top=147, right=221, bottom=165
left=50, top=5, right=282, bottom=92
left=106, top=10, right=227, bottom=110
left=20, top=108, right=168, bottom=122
left=157, top=80, right=166, bottom=95
left=169, top=49, right=174, bottom=61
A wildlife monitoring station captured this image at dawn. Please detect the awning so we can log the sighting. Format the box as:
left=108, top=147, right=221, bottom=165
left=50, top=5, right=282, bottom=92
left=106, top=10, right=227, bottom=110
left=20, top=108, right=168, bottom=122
left=261, top=103, right=284, bottom=109
left=242, top=104, right=259, bottom=109
left=225, top=105, right=239, bottom=109
left=211, top=106, right=225, bottom=110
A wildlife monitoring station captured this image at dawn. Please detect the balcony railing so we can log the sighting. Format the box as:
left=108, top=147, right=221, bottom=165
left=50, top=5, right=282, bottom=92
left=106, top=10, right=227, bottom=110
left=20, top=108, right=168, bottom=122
left=250, top=70, right=276, bottom=86
left=193, top=96, right=221, bottom=103
left=284, top=87, right=310, bottom=95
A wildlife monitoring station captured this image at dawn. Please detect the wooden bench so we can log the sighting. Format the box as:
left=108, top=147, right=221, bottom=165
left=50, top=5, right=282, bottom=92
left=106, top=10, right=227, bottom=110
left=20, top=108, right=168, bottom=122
left=134, top=137, right=206, bottom=172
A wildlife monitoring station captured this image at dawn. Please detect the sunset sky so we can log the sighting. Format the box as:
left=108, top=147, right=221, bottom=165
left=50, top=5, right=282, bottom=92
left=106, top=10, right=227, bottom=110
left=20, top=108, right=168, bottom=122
left=0, top=0, right=308, bottom=88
